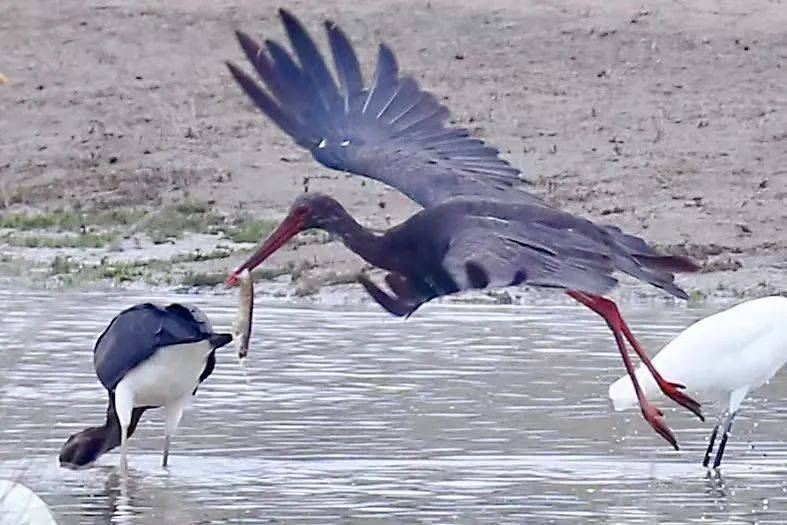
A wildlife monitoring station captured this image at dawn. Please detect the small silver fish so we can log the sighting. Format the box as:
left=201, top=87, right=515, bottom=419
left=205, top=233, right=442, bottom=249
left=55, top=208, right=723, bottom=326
left=232, top=269, right=254, bottom=360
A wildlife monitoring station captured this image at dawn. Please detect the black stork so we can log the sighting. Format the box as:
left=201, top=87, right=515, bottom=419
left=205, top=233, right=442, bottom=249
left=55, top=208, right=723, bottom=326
left=223, top=9, right=703, bottom=448
left=59, top=303, right=232, bottom=470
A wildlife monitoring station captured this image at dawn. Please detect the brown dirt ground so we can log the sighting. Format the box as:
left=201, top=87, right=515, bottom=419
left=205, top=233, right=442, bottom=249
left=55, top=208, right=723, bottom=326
left=1, top=0, right=785, bottom=299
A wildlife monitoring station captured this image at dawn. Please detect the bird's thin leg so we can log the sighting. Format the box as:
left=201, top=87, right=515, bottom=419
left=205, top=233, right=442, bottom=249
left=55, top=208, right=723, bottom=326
left=569, top=291, right=702, bottom=419
left=702, top=424, right=720, bottom=468
left=162, top=395, right=189, bottom=468
left=119, top=425, right=129, bottom=473
left=114, top=385, right=134, bottom=473
left=358, top=274, right=422, bottom=317
left=162, top=436, right=171, bottom=468
left=614, top=311, right=704, bottom=421
left=567, top=290, right=678, bottom=450
left=712, top=411, right=737, bottom=470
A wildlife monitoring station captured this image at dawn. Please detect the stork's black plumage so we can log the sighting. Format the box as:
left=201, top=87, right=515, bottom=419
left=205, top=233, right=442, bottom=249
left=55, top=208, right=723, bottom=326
left=384, top=197, right=695, bottom=302
left=226, top=11, right=704, bottom=450
left=227, top=9, right=541, bottom=208
left=59, top=303, right=232, bottom=469
left=94, top=303, right=220, bottom=391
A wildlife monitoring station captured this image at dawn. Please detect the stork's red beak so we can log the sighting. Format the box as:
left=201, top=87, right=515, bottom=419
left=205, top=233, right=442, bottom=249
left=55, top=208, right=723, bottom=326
left=225, top=213, right=306, bottom=287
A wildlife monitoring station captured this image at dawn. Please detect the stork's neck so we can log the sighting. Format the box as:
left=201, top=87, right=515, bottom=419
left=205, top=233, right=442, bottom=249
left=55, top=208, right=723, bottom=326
left=59, top=396, right=148, bottom=467
left=323, top=208, right=388, bottom=270
left=59, top=404, right=119, bottom=466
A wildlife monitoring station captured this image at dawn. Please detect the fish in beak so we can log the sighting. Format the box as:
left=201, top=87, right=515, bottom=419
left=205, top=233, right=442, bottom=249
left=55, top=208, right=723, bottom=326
left=225, top=210, right=307, bottom=287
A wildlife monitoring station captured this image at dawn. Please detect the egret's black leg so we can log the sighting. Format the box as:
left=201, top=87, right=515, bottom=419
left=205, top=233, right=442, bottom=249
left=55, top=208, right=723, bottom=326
left=162, top=437, right=171, bottom=468
left=702, top=424, right=720, bottom=467
left=712, top=411, right=737, bottom=469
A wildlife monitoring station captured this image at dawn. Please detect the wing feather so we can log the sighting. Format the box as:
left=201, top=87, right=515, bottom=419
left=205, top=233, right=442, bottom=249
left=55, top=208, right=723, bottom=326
left=93, top=303, right=212, bottom=391
left=442, top=225, right=619, bottom=296
left=279, top=9, right=339, bottom=109
left=325, top=20, right=363, bottom=109
left=362, top=44, right=399, bottom=115
left=228, top=10, right=540, bottom=207
left=432, top=200, right=695, bottom=299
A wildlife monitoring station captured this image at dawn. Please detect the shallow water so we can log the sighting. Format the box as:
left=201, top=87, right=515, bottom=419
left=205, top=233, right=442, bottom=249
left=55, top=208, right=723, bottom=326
left=0, top=288, right=785, bottom=524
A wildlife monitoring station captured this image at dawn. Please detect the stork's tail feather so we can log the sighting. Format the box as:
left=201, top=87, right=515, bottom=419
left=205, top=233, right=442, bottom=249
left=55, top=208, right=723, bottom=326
left=633, top=254, right=701, bottom=273
left=601, top=225, right=699, bottom=299
left=209, top=333, right=233, bottom=349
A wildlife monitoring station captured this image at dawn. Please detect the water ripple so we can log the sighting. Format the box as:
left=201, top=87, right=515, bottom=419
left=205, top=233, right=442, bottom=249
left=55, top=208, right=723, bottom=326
left=0, top=288, right=785, bottom=523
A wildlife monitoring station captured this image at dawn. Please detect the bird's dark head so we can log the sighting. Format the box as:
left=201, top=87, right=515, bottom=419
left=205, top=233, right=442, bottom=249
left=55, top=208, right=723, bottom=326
left=226, top=193, right=346, bottom=286
left=290, top=192, right=347, bottom=229
left=59, top=426, right=108, bottom=469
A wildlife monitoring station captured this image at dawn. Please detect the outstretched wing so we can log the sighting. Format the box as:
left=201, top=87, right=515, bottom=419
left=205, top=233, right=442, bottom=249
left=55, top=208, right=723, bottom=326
left=227, top=9, right=541, bottom=208
left=441, top=216, right=620, bottom=296
left=357, top=198, right=696, bottom=317
left=356, top=216, right=619, bottom=319
left=93, top=303, right=211, bottom=391
left=438, top=203, right=696, bottom=298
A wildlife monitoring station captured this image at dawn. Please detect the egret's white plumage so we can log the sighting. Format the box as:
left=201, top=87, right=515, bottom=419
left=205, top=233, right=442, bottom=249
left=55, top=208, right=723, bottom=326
left=609, top=295, right=787, bottom=467
left=609, top=296, right=787, bottom=411
left=0, top=480, right=58, bottom=525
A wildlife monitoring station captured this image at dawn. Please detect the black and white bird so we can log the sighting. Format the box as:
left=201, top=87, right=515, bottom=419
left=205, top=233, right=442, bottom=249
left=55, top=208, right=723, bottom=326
left=59, top=303, right=232, bottom=470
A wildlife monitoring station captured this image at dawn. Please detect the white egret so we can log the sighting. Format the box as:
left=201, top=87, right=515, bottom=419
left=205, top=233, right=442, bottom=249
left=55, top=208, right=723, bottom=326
left=609, top=295, right=787, bottom=468
left=0, top=480, right=58, bottom=525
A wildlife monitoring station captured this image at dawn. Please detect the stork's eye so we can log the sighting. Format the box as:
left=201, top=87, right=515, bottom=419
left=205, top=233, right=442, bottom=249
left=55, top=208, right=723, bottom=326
left=294, top=205, right=310, bottom=218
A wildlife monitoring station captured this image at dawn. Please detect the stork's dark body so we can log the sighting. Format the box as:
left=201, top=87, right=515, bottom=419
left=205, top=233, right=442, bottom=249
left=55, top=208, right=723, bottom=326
left=300, top=194, right=695, bottom=317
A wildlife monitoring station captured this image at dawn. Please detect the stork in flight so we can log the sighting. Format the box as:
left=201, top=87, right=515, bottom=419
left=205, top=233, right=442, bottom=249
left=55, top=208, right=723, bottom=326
left=224, top=9, right=703, bottom=448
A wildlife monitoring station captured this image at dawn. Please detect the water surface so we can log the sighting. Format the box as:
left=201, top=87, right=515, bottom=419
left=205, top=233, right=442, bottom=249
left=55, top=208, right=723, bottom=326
left=0, top=288, right=785, bottom=523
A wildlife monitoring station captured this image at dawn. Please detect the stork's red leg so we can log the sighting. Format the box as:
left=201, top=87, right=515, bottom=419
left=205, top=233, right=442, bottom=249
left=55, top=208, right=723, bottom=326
left=567, top=290, right=678, bottom=450
left=568, top=291, right=702, bottom=419
left=616, top=314, right=704, bottom=421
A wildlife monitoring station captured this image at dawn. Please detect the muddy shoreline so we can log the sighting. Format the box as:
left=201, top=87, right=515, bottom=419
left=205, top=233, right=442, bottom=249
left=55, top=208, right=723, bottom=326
left=1, top=0, right=785, bottom=301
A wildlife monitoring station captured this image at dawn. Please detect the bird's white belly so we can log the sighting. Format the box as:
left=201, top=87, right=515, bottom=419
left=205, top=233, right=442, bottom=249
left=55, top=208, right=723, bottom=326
left=117, top=341, right=212, bottom=407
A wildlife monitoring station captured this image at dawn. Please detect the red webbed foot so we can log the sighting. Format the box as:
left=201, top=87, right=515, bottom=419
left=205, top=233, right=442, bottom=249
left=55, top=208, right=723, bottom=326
left=658, top=380, right=704, bottom=422
left=641, top=403, right=679, bottom=451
